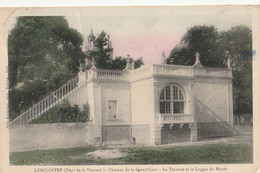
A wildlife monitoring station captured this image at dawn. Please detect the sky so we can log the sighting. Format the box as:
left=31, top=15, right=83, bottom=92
left=6, top=7, right=252, bottom=64
left=65, top=7, right=251, bottom=64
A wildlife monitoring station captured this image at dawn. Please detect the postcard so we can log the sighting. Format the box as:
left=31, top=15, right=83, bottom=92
left=0, top=6, right=259, bottom=173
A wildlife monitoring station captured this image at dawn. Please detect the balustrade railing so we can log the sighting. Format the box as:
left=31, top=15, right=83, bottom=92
left=96, top=69, right=127, bottom=79
left=160, top=114, right=194, bottom=124
left=9, top=76, right=79, bottom=125
left=153, top=64, right=193, bottom=76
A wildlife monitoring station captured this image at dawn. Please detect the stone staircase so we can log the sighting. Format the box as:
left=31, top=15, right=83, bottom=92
left=9, top=76, right=85, bottom=125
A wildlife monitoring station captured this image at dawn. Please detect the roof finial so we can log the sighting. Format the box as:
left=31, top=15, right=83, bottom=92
left=225, top=51, right=232, bottom=69
left=125, top=54, right=134, bottom=70
left=161, top=50, right=167, bottom=64
left=193, top=52, right=203, bottom=67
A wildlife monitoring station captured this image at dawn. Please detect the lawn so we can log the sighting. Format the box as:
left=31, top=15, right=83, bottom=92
left=10, top=143, right=252, bottom=165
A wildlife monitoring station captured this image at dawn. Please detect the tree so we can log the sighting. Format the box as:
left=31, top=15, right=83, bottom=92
left=110, top=56, right=127, bottom=70
left=110, top=56, right=144, bottom=70
left=167, top=25, right=225, bottom=67
left=87, top=31, right=144, bottom=70
left=219, top=26, right=252, bottom=114
left=134, top=57, right=144, bottom=69
left=166, top=25, right=252, bottom=114
left=8, top=17, right=85, bottom=120
left=87, top=31, right=112, bottom=69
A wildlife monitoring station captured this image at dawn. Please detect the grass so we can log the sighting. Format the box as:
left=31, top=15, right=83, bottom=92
left=10, top=146, right=97, bottom=165
left=120, top=143, right=252, bottom=164
left=10, top=143, right=252, bottom=165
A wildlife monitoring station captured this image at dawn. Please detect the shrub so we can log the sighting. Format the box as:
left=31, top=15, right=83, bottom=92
left=30, top=100, right=89, bottom=124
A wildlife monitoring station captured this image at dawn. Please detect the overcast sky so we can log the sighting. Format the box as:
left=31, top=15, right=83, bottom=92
left=65, top=7, right=251, bottom=64
left=7, top=7, right=252, bottom=64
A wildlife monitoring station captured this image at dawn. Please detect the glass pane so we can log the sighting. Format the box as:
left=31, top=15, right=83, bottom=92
left=179, top=89, right=184, bottom=100
left=160, top=102, right=166, bottom=114
left=166, top=86, right=171, bottom=100
left=173, top=102, right=184, bottom=113
left=173, top=86, right=178, bottom=100
left=166, top=102, right=171, bottom=113
left=160, top=89, right=165, bottom=100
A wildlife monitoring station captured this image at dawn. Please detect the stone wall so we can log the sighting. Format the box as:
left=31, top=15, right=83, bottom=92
left=193, top=78, right=230, bottom=123
left=131, top=79, right=156, bottom=145
left=131, top=124, right=150, bottom=145
left=161, top=124, right=191, bottom=144
left=102, top=125, right=131, bottom=144
left=9, top=123, right=91, bottom=152
left=67, top=85, right=88, bottom=110
left=197, top=122, right=234, bottom=139
left=100, top=82, right=131, bottom=126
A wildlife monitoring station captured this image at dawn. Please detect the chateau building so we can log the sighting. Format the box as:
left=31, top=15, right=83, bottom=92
left=10, top=31, right=233, bottom=146
left=70, top=53, right=233, bottom=145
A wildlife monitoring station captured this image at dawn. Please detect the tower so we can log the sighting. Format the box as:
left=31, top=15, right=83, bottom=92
left=86, top=29, right=96, bottom=51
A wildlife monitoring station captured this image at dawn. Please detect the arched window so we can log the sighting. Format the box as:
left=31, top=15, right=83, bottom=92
left=160, top=84, right=185, bottom=114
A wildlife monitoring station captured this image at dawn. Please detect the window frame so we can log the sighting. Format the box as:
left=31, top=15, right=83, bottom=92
left=159, top=84, right=185, bottom=114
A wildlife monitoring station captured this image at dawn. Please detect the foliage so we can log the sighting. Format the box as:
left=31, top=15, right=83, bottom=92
left=30, top=100, right=90, bottom=124
left=87, top=31, right=144, bottom=70
left=219, top=26, right=252, bottom=114
left=8, top=17, right=85, bottom=120
left=167, top=25, right=252, bottom=114
left=134, top=57, right=144, bottom=69
left=10, top=144, right=251, bottom=165
left=110, top=56, right=127, bottom=70
left=110, top=56, right=144, bottom=70
left=167, top=25, right=225, bottom=67
left=87, top=31, right=112, bottom=69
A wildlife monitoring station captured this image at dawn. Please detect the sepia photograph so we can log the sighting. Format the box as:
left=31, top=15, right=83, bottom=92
left=0, top=5, right=259, bottom=173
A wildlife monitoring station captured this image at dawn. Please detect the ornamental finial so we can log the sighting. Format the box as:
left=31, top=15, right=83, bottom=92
left=193, top=52, right=203, bottom=67
left=125, top=54, right=134, bottom=70
left=225, top=51, right=232, bottom=69
left=161, top=50, right=167, bottom=64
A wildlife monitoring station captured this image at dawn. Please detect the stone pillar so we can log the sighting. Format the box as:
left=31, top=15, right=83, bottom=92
left=87, top=82, right=102, bottom=145
left=227, top=77, right=233, bottom=126
left=78, top=65, right=87, bottom=84
left=152, top=82, right=161, bottom=145
left=190, top=122, right=198, bottom=141
left=154, top=123, right=162, bottom=145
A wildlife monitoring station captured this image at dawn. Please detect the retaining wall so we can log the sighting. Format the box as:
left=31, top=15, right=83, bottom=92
left=9, top=123, right=92, bottom=152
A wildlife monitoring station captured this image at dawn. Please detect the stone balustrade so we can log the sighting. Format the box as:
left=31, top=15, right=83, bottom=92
left=85, top=64, right=231, bottom=82
left=10, top=63, right=231, bottom=126
left=96, top=69, right=127, bottom=79
left=159, top=113, right=194, bottom=124
left=152, top=64, right=194, bottom=76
